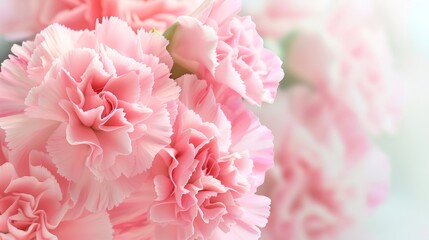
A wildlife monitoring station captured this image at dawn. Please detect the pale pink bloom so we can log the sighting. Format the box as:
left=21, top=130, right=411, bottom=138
left=0, top=18, right=180, bottom=212
left=0, top=0, right=204, bottom=40
left=0, top=151, right=113, bottom=240
left=108, top=0, right=204, bottom=32
left=0, top=0, right=105, bottom=40
left=109, top=75, right=273, bottom=240
left=285, top=27, right=401, bottom=133
left=282, top=26, right=341, bottom=94
left=168, top=0, right=284, bottom=105
left=255, top=0, right=402, bottom=133
left=327, top=0, right=403, bottom=133
left=259, top=87, right=390, bottom=240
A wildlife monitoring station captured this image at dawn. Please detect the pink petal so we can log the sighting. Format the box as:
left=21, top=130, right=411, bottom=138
left=0, top=114, right=58, bottom=167
left=0, top=163, right=17, bottom=193
left=0, top=56, right=36, bottom=116
left=150, top=202, right=178, bottom=223
left=27, top=24, right=82, bottom=77
left=211, top=195, right=270, bottom=240
left=231, top=120, right=273, bottom=188
left=154, top=175, right=174, bottom=201
left=46, top=123, right=91, bottom=182
left=151, top=61, right=181, bottom=103
left=68, top=169, right=144, bottom=213
left=113, top=103, right=173, bottom=177
left=214, top=55, right=247, bottom=101
left=92, top=130, right=132, bottom=179
left=95, top=17, right=137, bottom=57
left=103, top=71, right=141, bottom=103
left=137, top=30, right=174, bottom=69
left=177, top=75, right=232, bottom=152
left=51, top=4, right=93, bottom=31
left=53, top=212, right=114, bottom=240
left=196, top=0, right=241, bottom=26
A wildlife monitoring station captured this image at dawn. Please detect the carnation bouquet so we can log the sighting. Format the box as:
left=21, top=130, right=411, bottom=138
left=0, top=0, right=284, bottom=239
left=0, top=0, right=401, bottom=239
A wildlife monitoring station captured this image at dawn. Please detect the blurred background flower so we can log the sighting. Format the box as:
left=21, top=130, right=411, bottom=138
left=243, top=0, right=429, bottom=239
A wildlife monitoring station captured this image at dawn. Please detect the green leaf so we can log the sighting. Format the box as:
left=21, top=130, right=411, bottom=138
left=163, top=22, right=178, bottom=42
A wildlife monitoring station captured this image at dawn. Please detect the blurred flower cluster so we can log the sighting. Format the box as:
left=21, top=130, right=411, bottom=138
left=244, top=0, right=403, bottom=239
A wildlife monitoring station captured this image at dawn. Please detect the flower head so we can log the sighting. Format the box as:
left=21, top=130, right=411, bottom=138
left=0, top=17, right=180, bottom=212
left=167, top=0, right=284, bottom=105
left=109, top=75, right=273, bottom=239
left=0, top=151, right=114, bottom=240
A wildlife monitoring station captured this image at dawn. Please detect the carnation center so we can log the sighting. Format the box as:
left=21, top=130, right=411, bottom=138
left=0, top=194, right=42, bottom=236
left=175, top=138, right=249, bottom=223
left=72, top=73, right=133, bottom=131
left=190, top=148, right=225, bottom=200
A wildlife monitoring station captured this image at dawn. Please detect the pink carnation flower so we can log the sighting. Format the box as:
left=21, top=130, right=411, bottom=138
left=167, top=0, right=284, bottom=105
left=0, top=17, right=180, bottom=212
left=0, top=151, right=113, bottom=240
left=0, top=0, right=204, bottom=40
left=109, top=75, right=273, bottom=239
left=259, top=87, right=390, bottom=240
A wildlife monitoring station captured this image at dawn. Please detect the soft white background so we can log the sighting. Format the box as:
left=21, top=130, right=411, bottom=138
left=366, top=0, right=429, bottom=239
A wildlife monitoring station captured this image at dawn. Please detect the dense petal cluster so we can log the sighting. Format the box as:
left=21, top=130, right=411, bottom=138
left=0, top=17, right=180, bottom=212
left=109, top=75, right=273, bottom=239
left=0, top=1, right=282, bottom=239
